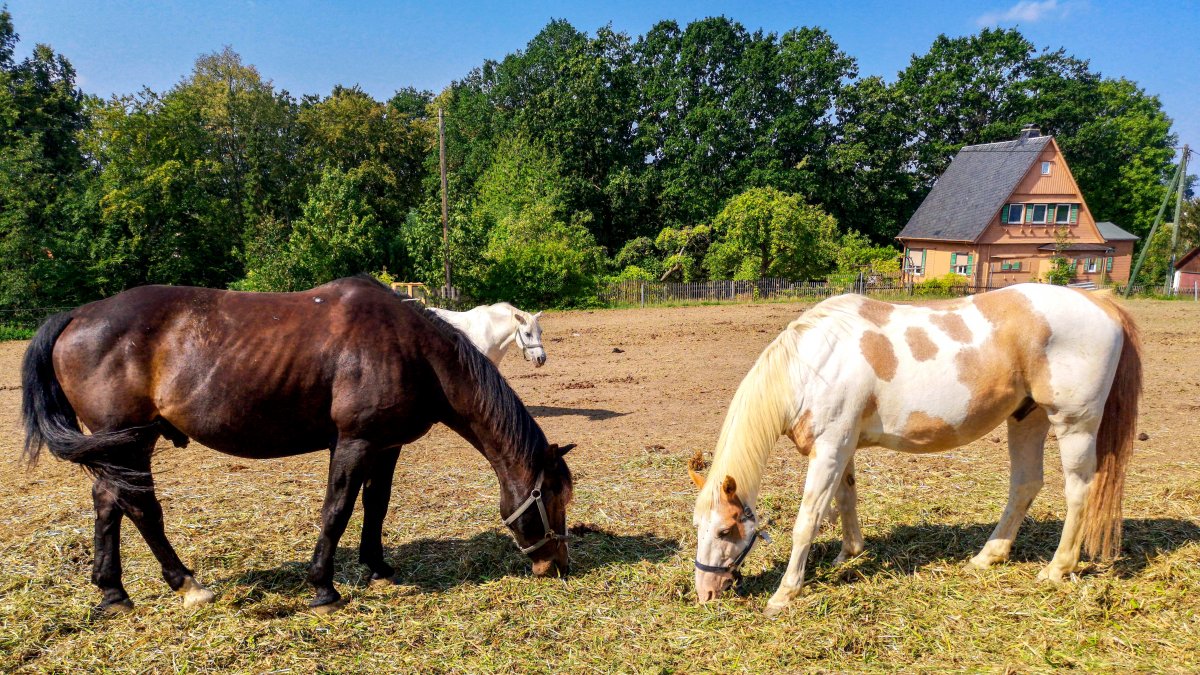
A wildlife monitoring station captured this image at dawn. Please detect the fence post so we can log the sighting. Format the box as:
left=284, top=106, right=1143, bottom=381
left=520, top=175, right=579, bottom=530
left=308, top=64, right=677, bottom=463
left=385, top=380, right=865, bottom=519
left=640, top=282, right=645, bottom=308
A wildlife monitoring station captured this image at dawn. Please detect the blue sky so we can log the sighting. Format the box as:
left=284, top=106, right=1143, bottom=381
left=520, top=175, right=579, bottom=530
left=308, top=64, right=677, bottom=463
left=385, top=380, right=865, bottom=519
left=6, top=0, right=1198, bottom=153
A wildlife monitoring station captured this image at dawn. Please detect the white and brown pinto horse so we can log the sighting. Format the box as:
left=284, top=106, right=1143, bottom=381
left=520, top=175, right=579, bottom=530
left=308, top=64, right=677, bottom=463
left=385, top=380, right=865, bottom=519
left=690, top=284, right=1141, bottom=615
left=430, top=303, right=547, bottom=367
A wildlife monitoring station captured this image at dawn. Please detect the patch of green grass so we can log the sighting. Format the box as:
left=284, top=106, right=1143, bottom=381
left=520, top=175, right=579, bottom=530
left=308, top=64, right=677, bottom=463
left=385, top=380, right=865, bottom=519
left=0, top=323, right=34, bottom=341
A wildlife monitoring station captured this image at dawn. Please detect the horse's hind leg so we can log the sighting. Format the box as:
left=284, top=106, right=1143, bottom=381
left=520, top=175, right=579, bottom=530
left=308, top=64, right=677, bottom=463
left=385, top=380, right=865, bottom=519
left=970, top=408, right=1050, bottom=569
left=118, top=451, right=215, bottom=608
left=833, top=457, right=864, bottom=564
left=1039, top=424, right=1099, bottom=583
left=91, top=477, right=133, bottom=614
left=359, top=447, right=401, bottom=585
left=307, top=438, right=371, bottom=612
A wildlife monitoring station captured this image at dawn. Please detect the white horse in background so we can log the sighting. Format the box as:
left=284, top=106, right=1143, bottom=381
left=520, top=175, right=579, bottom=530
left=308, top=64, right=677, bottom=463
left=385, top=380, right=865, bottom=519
left=430, top=303, right=547, bottom=367
left=689, top=284, right=1141, bottom=615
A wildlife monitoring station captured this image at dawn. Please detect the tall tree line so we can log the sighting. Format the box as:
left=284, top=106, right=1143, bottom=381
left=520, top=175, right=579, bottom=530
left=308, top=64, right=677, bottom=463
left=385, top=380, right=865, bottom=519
left=0, top=11, right=1186, bottom=311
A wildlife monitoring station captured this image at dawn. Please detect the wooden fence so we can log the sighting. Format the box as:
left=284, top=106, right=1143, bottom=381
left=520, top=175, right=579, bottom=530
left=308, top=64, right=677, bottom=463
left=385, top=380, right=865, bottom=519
left=598, top=276, right=996, bottom=307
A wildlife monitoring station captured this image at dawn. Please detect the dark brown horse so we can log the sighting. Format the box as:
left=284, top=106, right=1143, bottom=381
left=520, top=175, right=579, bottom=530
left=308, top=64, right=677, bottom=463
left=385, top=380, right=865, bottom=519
left=21, top=276, right=574, bottom=614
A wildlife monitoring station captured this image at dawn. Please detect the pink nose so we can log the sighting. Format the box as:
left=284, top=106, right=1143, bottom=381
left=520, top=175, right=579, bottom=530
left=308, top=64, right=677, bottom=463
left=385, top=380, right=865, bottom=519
left=695, top=569, right=734, bottom=603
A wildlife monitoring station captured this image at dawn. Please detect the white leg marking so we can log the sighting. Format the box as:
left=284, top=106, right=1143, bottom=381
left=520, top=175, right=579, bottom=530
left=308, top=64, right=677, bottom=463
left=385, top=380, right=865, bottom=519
left=179, top=575, right=216, bottom=608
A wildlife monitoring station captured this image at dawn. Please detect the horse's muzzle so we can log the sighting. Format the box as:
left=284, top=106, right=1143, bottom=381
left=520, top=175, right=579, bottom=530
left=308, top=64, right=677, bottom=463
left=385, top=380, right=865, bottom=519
left=695, top=569, right=734, bottom=603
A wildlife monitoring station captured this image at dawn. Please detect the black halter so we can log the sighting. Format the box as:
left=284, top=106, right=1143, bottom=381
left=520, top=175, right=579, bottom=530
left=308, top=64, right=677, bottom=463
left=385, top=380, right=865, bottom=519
left=694, top=505, right=769, bottom=578
left=502, top=471, right=568, bottom=554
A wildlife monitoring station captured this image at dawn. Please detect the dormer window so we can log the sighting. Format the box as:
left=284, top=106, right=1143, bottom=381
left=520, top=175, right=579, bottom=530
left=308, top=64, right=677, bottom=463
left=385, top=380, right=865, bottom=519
left=1031, top=204, right=1048, bottom=223
left=1041, top=161, right=1052, bottom=175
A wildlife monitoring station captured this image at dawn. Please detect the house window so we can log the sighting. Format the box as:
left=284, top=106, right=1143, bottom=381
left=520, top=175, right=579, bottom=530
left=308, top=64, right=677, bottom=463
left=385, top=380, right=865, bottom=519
left=1054, top=204, right=1071, bottom=224
left=954, top=253, right=970, bottom=276
left=906, top=248, right=925, bottom=275
left=1006, top=204, right=1024, bottom=223
left=1041, top=161, right=1052, bottom=175
left=1086, top=258, right=1098, bottom=273
left=1001, top=260, right=1023, bottom=271
left=1031, top=204, right=1048, bottom=223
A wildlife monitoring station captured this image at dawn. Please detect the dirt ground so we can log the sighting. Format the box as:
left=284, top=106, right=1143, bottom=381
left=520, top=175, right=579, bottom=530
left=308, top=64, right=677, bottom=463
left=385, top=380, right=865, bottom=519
left=1, top=297, right=1198, bottom=672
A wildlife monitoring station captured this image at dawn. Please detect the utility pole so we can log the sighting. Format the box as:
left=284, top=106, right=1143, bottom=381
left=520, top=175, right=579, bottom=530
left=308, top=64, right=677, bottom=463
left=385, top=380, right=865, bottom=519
left=1166, top=145, right=1190, bottom=294
left=439, top=108, right=452, bottom=296
left=1126, top=150, right=1186, bottom=297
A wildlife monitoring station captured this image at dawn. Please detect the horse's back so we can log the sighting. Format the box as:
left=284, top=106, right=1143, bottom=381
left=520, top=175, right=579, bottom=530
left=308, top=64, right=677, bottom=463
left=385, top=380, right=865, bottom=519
left=52, top=278, right=433, bottom=456
left=830, top=285, right=1124, bottom=452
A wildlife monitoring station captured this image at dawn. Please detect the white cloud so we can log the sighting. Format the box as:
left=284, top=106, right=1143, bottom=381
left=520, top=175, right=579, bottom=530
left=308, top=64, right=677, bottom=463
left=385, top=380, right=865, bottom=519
left=976, top=0, right=1073, bottom=26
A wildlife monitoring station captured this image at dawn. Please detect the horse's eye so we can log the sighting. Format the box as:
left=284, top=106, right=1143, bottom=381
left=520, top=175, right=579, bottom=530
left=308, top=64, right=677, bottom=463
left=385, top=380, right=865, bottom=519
left=717, top=527, right=734, bottom=538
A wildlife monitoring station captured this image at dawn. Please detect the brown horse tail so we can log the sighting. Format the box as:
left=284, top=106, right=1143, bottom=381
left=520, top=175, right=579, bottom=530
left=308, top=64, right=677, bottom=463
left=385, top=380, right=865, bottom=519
left=1082, top=299, right=1142, bottom=560
left=21, top=312, right=154, bottom=484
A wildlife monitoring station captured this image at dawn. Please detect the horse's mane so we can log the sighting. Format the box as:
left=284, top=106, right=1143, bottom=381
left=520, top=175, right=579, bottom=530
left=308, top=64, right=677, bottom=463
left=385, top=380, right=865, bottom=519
left=695, top=297, right=860, bottom=516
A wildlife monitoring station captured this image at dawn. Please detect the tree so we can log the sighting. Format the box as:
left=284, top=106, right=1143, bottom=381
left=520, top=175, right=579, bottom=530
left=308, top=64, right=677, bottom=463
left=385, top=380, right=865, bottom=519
left=0, top=10, right=92, bottom=308
left=239, top=167, right=393, bottom=291
left=704, top=187, right=839, bottom=280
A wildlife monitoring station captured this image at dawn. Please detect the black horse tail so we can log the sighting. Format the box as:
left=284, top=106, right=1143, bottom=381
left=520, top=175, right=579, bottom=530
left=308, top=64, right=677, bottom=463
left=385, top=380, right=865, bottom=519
left=21, top=312, right=152, bottom=486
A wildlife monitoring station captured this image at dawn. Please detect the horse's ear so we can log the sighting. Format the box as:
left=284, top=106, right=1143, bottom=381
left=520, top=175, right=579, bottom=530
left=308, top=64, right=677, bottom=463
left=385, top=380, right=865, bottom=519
left=515, top=312, right=529, bottom=325
left=688, top=451, right=706, bottom=489
left=533, top=311, right=543, bottom=319
left=556, top=443, right=576, bottom=456
left=721, top=475, right=737, bottom=499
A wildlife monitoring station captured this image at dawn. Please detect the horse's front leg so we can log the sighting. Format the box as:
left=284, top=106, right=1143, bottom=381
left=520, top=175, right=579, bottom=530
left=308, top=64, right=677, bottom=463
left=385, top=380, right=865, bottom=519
left=765, top=438, right=854, bottom=617
left=308, top=438, right=371, bottom=613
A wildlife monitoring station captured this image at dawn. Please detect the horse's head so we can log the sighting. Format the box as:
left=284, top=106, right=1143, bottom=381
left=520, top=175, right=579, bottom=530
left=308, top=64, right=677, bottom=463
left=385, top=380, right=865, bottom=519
left=505, top=443, right=574, bottom=577
left=514, top=311, right=547, bottom=367
left=689, top=452, right=762, bottom=603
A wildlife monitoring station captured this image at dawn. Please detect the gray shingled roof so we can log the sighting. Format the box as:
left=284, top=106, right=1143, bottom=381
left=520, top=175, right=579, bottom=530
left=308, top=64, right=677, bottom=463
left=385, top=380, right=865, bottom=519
left=897, top=136, right=1051, bottom=242
left=1095, top=221, right=1138, bottom=241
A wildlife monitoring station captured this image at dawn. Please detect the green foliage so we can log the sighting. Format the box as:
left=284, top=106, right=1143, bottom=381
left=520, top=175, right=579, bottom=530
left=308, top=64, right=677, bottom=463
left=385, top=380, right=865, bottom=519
left=918, top=273, right=971, bottom=291
left=1047, top=226, right=1074, bottom=285
left=704, top=187, right=839, bottom=281
left=0, top=11, right=1184, bottom=313
left=238, top=168, right=395, bottom=291
left=835, top=231, right=901, bottom=274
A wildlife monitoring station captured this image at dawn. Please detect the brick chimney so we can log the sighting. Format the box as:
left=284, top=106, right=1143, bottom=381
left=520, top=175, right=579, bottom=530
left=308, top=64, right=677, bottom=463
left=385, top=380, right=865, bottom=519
left=1019, top=124, right=1041, bottom=140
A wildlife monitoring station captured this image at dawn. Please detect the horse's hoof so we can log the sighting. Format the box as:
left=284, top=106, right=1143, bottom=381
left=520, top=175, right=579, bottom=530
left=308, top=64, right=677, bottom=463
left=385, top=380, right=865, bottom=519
left=96, top=598, right=135, bottom=617
left=1037, top=566, right=1069, bottom=585
left=968, top=553, right=1002, bottom=570
left=763, top=602, right=788, bottom=619
left=368, top=575, right=398, bottom=588
left=309, top=598, right=346, bottom=615
left=179, top=576, right=216, bottom=608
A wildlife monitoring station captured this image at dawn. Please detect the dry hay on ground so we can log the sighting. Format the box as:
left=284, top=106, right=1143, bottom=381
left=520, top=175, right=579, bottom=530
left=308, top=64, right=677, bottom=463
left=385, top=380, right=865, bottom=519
left=1, top=299, right=1198, bottom=672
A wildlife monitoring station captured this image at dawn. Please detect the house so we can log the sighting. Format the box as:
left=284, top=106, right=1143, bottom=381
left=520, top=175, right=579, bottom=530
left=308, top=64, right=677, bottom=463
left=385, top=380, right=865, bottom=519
left=897, top=125, right=1138, bottom=287
left=1174, top=245, right=1200, bottom=294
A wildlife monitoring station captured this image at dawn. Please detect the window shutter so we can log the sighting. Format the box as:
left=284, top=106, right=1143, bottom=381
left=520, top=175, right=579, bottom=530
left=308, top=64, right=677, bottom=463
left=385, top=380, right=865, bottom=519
left=1070, top=204, right=1079, bottom=224
left=951, top=252, right=958, bottom=266
left=1025, top=206, right=1034, bottom=223
left=967, top=253, right=974, bottom=275
left=1106, top=257, right=1113, bottom=272
left=1014, top=261, right=1021, bottom=271
left=1001, top=205, right=1009, bottom=224
left=921, top=249, right=926, bottom=271
left=1001, top=261, right=1009, bottom=271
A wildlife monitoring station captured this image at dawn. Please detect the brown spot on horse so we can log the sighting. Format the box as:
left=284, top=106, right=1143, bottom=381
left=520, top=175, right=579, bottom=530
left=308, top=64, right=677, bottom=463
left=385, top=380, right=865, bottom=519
left=858, top=298, right=894, bottom=327
left=930, top=312, right=973, bottom=343
left=905, top=326, right=938, bottom=361
left=860, top=331, right=898, bottom=381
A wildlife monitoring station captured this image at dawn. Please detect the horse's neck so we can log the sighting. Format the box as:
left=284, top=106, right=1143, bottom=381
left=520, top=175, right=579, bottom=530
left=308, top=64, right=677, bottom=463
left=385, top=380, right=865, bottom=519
left=428, top=331, right=541, bottom=488
left=704, top=333, right=801, bottom=509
